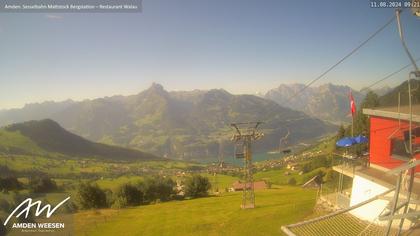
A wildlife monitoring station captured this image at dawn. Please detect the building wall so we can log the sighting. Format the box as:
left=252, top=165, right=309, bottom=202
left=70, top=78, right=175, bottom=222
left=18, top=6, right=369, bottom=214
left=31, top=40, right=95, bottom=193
left=349, top=174, right=416, bottom=229
left=349, top=175, right=390, bottom=223
left=369, top=116, right=420, bottom=172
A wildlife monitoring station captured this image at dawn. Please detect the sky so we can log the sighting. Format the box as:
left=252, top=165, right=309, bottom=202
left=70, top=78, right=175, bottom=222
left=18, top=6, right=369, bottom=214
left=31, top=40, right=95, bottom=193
left=0, top=0, right=420, bottom=109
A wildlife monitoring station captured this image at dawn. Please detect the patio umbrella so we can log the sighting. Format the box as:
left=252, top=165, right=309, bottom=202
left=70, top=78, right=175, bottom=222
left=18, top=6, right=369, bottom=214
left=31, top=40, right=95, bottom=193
left=336, top=137, right=356, bottom=147
left=354, top=135, right=368, bottom=144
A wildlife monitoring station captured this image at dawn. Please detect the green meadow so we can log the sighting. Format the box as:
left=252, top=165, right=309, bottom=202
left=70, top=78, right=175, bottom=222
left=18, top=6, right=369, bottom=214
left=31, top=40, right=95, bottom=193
left=254, top=167, right=328, bottom=186
left=202, top=173, right=239, bottom=191
left=0, top=121, right=338, bottom=236
left=75, top=187, right=317, bottom=236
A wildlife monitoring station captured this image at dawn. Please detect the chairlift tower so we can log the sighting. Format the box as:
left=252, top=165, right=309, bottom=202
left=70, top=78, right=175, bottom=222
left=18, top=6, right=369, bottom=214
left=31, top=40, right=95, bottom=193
left=231, top=122, right=264, bottom=209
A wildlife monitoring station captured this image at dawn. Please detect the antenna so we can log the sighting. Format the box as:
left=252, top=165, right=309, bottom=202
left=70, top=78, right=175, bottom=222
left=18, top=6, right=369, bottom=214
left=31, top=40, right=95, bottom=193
left=230, top=122, right=264, bottom=209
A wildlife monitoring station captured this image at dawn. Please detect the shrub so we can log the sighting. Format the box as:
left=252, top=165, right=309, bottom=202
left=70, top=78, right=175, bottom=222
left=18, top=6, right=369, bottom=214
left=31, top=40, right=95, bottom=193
left=184, top=175, right=211, bottom=198
left=76, top=183, right=107, bottom=209
left=29, top=176, right=57, bottom=193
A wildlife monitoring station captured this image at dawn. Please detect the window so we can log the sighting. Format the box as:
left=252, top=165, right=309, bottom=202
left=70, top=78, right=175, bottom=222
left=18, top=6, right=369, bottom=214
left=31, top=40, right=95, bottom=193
left=391, top=138, right=410, bottom=160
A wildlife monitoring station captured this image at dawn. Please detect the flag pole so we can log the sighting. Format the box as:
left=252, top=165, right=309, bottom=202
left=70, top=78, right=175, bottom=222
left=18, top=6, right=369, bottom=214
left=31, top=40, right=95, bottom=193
left=349, top=89, right=355, bottom=137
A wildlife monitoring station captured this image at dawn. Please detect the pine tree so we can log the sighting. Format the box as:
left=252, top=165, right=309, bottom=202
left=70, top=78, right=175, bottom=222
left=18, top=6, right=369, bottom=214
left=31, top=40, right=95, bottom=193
left=354, top=91, right=379, bottom=137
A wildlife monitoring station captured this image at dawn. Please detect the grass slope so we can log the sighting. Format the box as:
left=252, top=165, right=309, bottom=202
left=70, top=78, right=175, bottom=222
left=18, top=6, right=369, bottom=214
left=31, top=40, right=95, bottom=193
left=202, top=173, right=239, bottom=191
left=0, top=129, right=46, bottom=155
left=254, top=167, right=327, bottom=186
left=75, top=187, right=316, bottom=236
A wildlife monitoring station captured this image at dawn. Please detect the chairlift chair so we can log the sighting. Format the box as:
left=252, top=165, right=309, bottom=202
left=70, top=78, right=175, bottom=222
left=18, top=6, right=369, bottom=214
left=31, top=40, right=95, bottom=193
left=282, top=149, right=292, bottom=154
left=279, top=128, right=291, bottom=154
left=234, top=141, right=245, bottom=159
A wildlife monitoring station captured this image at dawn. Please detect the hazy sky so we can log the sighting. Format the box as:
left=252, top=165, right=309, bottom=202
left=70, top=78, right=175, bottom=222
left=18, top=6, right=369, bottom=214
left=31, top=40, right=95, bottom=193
left=0, top=0, right=420, bottom=109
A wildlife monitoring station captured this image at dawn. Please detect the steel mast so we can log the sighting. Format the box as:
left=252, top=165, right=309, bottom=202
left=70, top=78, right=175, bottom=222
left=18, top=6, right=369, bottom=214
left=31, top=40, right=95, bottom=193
left=231, top=122, right=264, bottom=209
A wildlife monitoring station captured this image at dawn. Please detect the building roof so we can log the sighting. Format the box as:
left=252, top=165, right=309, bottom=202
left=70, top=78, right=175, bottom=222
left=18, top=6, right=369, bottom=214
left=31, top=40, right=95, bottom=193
left=363, top=105, right=420, bottom=123
left=355, top=166, right=420, bottom=199
left=332, top=163, right=420, bottom=198
left=232, top=181, right=267, bottom=190
left=302, top=175, right=322, bottom=188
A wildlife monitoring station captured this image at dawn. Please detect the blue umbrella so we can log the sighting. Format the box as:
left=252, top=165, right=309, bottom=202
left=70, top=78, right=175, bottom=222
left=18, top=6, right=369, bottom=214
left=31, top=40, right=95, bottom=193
left=336, top=137, right=356, bottom=147
left=354, top=135, right=368, bottom=144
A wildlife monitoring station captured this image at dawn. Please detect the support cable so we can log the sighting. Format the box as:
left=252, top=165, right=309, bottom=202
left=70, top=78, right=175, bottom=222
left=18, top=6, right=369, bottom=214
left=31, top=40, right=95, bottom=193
left=287, top=13, right=398, bottom=102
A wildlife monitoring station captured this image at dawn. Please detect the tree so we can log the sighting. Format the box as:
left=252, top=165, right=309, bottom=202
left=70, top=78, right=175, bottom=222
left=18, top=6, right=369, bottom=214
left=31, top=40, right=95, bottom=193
left=155, top=178, right=176, bottom=201
left=311, top=156, right=330, bottom=169
left=29, top=176, right=57, bottom=193
left=0, top=165, right=14, bottom=177
left=140, top=177, right=175, bottom=203
left=0, top=176, right=21, bottom=192
left=76, top=183, right=107, bottom=209
left=140, top=178, right=157, bottom=202
left=337, top=125, right=346, bottom=140
left=0, top=218, right=7, bottom=236
left=184, top=175, right=211, bottom=198
left=324, top=169, right=338, bottom=185
left=301, top=163, right=311, bottom=174
left=288, top=177, right=297, bottom=186
left=0, top=199, right=10, bottom=212
left=113, top=183, right=143, bottom=208
left=354, top=91, right=379, bottom=136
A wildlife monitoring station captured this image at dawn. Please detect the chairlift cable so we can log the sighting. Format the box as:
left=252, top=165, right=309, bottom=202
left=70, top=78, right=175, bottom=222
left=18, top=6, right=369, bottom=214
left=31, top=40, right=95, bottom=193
left=286, top=13, right=398, bottom=102
left=360, top=58, right=420, bottom=92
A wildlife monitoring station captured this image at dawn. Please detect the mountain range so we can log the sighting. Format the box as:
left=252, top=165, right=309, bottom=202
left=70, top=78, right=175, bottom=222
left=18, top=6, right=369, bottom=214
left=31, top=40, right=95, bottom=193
left=0, top=119, right=160, bottom=161
left=379, top=79, right=420, bottom=107
left=264, top=83, right=393, bottom=124
left=0, top=83, right=336, bottom=161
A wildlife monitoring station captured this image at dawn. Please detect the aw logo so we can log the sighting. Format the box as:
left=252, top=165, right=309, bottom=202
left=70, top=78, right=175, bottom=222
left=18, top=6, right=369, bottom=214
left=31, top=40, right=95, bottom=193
left=3, top=197, right=71, bottom=232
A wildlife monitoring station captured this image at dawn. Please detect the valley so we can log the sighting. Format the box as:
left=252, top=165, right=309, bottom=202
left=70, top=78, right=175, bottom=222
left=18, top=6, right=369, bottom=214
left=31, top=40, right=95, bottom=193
left=0, top=84, right=336, bottom=161
left=0, top=80, right=415, bottom=236
left=0, top=114, right=339, bottom=236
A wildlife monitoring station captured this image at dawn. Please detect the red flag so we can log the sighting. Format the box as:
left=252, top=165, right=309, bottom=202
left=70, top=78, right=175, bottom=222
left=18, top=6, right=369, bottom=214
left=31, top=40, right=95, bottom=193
left=349, top=91, right=356, bottom=117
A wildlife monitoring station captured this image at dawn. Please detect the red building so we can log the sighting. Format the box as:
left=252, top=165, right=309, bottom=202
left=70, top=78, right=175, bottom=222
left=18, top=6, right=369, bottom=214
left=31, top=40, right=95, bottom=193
left=364, top=105, right=420, bottom=171
left=324, top=105, right=420, bottom=228
left=283, top=105, right=420, bottom=236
